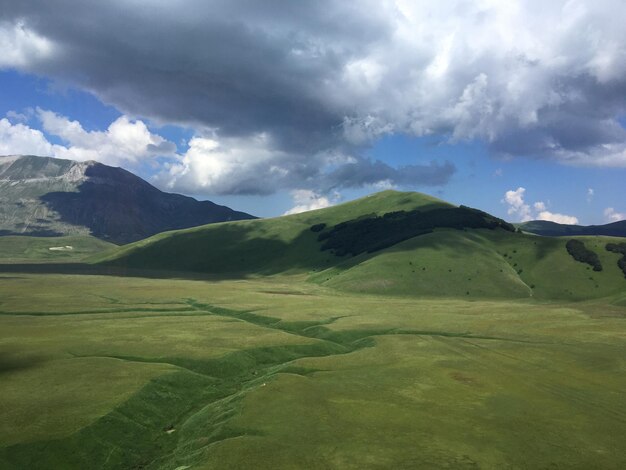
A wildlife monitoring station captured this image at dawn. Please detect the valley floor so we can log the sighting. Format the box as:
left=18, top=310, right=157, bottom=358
left=0, top=272, right=625, bottom=469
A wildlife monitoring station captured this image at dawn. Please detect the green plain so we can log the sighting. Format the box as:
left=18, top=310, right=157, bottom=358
left=1, top=272, right=625, bottom=469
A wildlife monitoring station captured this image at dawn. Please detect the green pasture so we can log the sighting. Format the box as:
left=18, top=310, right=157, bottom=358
left=0, top=235, right=115, bottom=263
left=1, top=272, right=625, bottom=469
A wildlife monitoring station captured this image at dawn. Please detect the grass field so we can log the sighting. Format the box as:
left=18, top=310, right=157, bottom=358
left=0, top=235, right=116, bottom=264
left=1, top=272, right=625, bottom=469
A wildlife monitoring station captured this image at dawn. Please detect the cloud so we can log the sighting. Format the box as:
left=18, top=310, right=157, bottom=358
left=0, top=109, right=176, bottom=167
left=1, top=0, right=625, bottom=172
left=321, top=158, right=455, bottom=192
left=284, top=190, right=339, bottom=215
left=0, top=20, right=55, bottom=69
left=1, top=107, right=454, bottom=195
left=156, top=134, right=291, bottom=196
left=0, top=117, right=54, bottom=156
left=503, top=187, right=532, bottom=222
left=37, top=108, right=176, bottom=166
left=587, top=188, right=594, bottom=202
left=5, top=110, right=30, bottom=123
left=503, top=187, right=578, bottom=223
left=604, top=207, right=625, bottom=222
left=536, top=211, right=579, bottom=225
left=156, top=133, right=455, bottom=195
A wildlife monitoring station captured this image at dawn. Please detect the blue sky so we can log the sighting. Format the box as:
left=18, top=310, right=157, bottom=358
left=1, top=1, right=625, bottom=224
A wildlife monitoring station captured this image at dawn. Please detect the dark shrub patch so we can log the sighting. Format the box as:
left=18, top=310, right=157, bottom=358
left=606, top=243, right=626, bottom=278
left=310, top=223, right=326, bottom=233
left=318, top=206, right=515, bottom=257
left=566, top=239, right=602, bottom=271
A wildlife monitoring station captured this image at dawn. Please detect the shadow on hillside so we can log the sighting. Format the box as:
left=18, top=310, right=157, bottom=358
left=0, top=350, right=45, bottom=374
left=0, top=262, right=230, bottom=281
left=0, top=222, right=324, bottom=281
left=101, top=221, right=334, bottom=277
left=0, top=226, right=525, bottom=283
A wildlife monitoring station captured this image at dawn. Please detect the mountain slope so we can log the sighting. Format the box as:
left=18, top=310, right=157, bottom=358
left=95, top=190, right=626, bottom=301
left=0, top=155, right=255, bottom=244
left=519, top=219, right=626, bottom=237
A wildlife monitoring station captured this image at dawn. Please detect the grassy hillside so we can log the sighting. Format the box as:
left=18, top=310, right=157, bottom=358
left=0, top=235, right=116, bottom=263
left=96, top=190, right=625, bottom=301
left=94, top=190, right=452, bottom=274
left=519, top=219, right=626, bottom=237
left=312, top=230, right=626, bottom=301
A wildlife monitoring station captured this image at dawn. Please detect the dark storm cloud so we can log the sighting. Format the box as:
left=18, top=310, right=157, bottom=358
left=1, top=0, right=625, bottom=194
left=323, top=159, right=456, bottom=192
left=0, top=0, right=389, bottom=153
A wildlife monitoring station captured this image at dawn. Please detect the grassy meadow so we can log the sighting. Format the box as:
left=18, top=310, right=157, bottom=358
left=1, top=272, right=625, bottom=469
left=1, top=191, right=625, bottom=468
left=0, top=235, right=116, bottom=264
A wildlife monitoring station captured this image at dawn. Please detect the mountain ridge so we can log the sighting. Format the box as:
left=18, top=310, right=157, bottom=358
left=0, top=155, right=255, bottom=244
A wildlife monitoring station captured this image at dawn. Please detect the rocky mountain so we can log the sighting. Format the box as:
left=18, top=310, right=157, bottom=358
left=0, top=155, right=255, bottom=244
left=519, top=220, right=626, bottom=238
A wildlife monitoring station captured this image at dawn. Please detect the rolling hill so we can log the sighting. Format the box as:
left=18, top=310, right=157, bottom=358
left=0, top=155, right=255, bottom=244
left=519, top=219, right=626, bottom=237
left=97, top=190, right=626, bottom=301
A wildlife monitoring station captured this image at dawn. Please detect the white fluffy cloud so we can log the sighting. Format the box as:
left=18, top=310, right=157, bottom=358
left=0, top=117, right=54, bottom=156
left=0, top=109, right=176, bottom=167
left=535, top=210, right=579, bottom=225
left=37, top=109, right=176, bottom=165
left=503, top=187, right=532, bottom=222
left=604, top=207, right=625, bottom=223
left=284, top=190, right=339, bottom=215
left=157, top=133, right=291, bottom=195
left=503, top=187, right=579, bottom=224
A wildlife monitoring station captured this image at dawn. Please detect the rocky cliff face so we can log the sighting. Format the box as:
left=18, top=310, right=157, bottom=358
left=0, top=155, right=255, bottom=244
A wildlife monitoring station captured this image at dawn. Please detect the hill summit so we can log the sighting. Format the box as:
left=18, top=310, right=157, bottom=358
left=0, top=155, right=254, bottom=244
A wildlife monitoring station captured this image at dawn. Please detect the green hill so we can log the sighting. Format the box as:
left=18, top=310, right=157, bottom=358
left=311, top=230, right=626, bottom=301
left=519, top=219, right=626, bottom=237
left=96, top=190, right=626, bottom=301
left=95, top=190, right=452, bottom=274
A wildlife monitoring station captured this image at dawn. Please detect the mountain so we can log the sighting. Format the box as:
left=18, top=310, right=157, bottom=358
left=95, top=190, right=626, bottom=301
left=0, top=155, right=255, bottom=244
left=519, top=220, right=626, bottom=237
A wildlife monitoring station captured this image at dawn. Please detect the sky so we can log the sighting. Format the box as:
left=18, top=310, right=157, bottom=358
left=0, top=0, right=625, bottom=224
